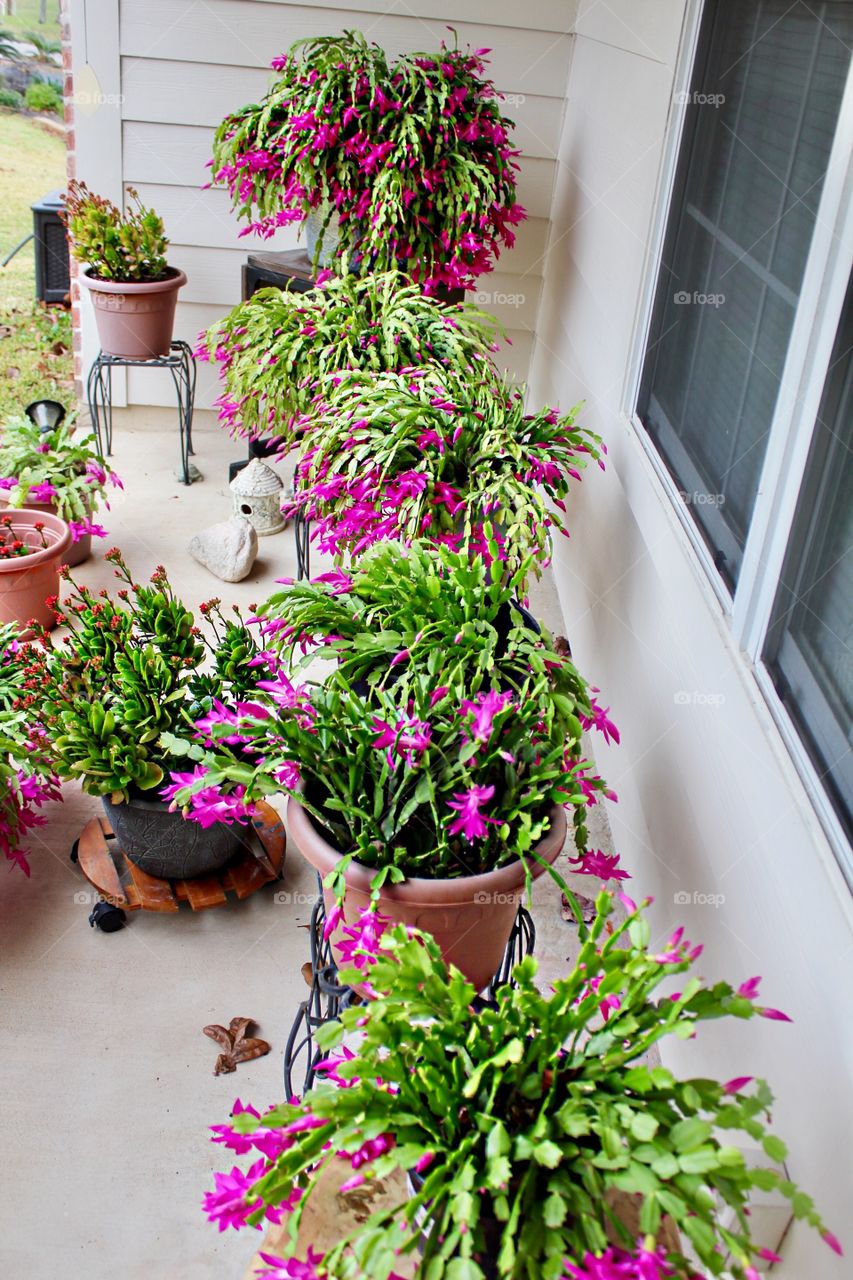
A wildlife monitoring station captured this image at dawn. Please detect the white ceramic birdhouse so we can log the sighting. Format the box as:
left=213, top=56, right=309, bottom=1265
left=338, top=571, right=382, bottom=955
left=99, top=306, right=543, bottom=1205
left=230, top=458, right=285, bottom=536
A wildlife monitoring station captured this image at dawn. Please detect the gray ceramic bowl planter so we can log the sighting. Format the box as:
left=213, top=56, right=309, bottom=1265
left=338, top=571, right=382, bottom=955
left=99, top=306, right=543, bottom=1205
left=102, top=793, right=241, bottom=880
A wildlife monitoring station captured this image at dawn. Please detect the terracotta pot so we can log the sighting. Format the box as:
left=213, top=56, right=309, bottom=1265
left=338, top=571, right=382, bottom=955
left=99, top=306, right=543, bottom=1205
left=102, top=793, right=241, bottom=879
left=0, top=507, right=70, bottom=634
left=288, top=797, right=567, bottom=992
left=81, top=267, right=187, bottom=359
left=0, top=496, right=90, bottom=567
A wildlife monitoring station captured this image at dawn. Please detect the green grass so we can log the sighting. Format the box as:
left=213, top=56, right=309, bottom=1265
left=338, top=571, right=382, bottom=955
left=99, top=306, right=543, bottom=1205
left=0, top=109, right=72, bottom=418
left=0, top=1, right=61, bottom=46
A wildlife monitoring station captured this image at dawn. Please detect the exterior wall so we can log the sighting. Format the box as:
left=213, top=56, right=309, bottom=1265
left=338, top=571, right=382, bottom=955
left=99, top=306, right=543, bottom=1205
left=67, top=0, right=580, bottom=410
left=530, top=2, right=853, bottom=1273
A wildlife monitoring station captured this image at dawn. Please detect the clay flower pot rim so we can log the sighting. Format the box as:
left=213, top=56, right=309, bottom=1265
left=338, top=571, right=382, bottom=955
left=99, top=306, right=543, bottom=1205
left=287, top=794, right=566, bottom=906
left=81, top=266, right=187, bottom=295
left=0, top=506, right=71, bottom=572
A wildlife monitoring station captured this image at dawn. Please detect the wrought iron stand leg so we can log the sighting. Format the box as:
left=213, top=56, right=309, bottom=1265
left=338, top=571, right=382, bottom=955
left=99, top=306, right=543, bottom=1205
left=86, top=357, right=103, bottom=456
left=294, top=509, right=311, bottom=580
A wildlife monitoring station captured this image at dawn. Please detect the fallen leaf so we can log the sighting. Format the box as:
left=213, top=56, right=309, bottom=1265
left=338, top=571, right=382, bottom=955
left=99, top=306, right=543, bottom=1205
left=203, top=1016, right=270, bottom=1076
left=6, top=366, right=20, bottom=379
left=50, top=340, right=68, bottom=355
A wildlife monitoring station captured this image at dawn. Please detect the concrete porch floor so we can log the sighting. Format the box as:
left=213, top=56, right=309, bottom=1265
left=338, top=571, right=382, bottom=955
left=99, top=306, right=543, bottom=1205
left=1, top=411, right=615, bottom=1279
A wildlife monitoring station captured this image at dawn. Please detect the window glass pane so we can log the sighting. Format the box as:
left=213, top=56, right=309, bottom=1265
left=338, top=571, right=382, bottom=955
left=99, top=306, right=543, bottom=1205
left=638, top=0, right=853, bottom=587
left=765, top=273, right=853, bottom=845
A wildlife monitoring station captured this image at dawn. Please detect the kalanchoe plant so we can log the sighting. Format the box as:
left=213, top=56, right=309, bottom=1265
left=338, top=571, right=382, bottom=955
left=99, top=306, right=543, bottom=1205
left=0, top=412, right=121, bottom=543
left=41, top=550, right=262, bottom=816
left=210, top=32, right=525, bottom=291
left=0, top=622, right=61, bottom=874
left=62, top=180, right=169, bottom=282
left=198, top=269, right=502, bottom=445
left=166, top=546, right=618, bottom=894
left=202, top=894, right=842, bottom=1280
left=0, top=513, right=52, bottom=559
left=289, top=361, right=602, bottom=590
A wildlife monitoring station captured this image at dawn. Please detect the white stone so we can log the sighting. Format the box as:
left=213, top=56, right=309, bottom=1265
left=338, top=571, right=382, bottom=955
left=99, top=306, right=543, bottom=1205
left=187, top=516, right=258, bottom=583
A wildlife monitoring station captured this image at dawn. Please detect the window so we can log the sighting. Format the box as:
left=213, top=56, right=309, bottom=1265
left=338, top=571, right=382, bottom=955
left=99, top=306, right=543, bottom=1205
left=633, top=0, right=853, bottom=876
left=765, top=273, right=853, bottom=843
left=638, top=0, right=853, bottom=588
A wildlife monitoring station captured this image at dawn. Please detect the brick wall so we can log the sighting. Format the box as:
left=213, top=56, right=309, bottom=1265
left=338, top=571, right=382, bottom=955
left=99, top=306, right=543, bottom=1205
left=60, top=0, right=81, bottom=398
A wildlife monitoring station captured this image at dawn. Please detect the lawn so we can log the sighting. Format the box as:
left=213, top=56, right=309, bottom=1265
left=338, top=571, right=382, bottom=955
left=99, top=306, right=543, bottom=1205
left=0, top=107, right=72, bottom=418
left=0, top=0, right=61, bottom=45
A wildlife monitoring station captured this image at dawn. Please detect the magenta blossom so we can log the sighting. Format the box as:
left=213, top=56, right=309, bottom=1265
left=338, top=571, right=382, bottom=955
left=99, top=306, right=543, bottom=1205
left=563, top=1244, right=677, bottom=1279
left=459, top=689, right=512, bottom=743
left=27, top=481, right=57, bottom=502
left=569, top=849, right=631, bottom=882
left=256, top=1249, right=327, bottom=1279
left=447, top=783, right=496, bottom=841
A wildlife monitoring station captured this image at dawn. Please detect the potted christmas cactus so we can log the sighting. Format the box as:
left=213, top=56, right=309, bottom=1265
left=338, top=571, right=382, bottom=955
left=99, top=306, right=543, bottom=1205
left=165, top=544, right=618, bottom=990
left=0, top=509, right=71, bottom=633
left=210, top=32, right=525, bottom=292
left=198, top=269, right=501, bottom=447
left=0, top=411, right=121, bottom=566
left=0, top=622, right=61, bottom=875
left=62, top=181, right=186, bottom=359
left=202, top=893, right=842, bottom=1279
left=41, top=550, right=262, bottom=879
left=287, top=360, right=602, bottom=593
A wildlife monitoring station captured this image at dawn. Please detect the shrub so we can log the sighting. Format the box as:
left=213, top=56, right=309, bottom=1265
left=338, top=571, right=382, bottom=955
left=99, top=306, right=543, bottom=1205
left=24, top=80, right=62, bottom=114
left=0, top=87, right=23, bottom=110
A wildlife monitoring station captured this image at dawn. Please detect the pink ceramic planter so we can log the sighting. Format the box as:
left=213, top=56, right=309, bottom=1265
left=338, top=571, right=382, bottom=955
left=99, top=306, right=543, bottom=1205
left=288, top=796, right=567, bottom=993
left=0, top=508, right=71, bottom=634
left=1, top=497, right=91, bottom=568
left=81, top=267, right=187, bottom=359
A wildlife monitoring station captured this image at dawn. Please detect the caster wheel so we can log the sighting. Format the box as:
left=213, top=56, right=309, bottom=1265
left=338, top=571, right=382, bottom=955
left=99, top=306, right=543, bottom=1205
left=88, top=901, right=126, bottom=932
left=70, top=839, right=79, bottom=864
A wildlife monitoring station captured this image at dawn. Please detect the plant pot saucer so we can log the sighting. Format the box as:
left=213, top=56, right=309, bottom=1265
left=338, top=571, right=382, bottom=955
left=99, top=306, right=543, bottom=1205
left=71, top=801, right=285, bottom=930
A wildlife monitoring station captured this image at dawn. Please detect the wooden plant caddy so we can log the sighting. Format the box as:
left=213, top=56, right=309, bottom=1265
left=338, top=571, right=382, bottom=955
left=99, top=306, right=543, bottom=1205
left=72, top=800, right=285, bottom=928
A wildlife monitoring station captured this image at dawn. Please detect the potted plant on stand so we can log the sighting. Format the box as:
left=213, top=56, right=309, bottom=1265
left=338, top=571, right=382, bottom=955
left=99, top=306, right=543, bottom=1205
left=286, top=360, right=603, bottom=593
left=0, top=410, right=122, bottom=566
left=62, top=180, right=186, bottom=359
left=0, top=510, right=71, bottom=633
left=0, top=622, right=61, bottom=875
left=165, top=544, right=619, bottom=991
left=41, top=549, right=262, bottom=879
left=211, top=31, right=525, bottom=293
left=201, top=894, right=843, bottom=1279
left=198, top=269, right=501, bottom=449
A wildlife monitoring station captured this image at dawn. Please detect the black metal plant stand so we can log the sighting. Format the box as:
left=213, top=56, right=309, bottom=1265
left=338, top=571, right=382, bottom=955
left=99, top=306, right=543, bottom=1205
left=86, top=340, right=199, bottom=485
left=294, top=507, right=311, bottom=580
left=283, top=877, right=536, bottom=1098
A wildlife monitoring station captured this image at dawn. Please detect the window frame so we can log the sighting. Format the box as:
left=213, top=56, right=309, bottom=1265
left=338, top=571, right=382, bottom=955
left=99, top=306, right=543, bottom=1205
left=623, top=0, right=853, bottom=884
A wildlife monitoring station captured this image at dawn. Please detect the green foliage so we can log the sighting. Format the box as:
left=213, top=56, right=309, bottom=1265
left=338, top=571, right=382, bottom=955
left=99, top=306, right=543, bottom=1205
left=0, top=412, right=113, bottom=522
left=211, top=31, right=521, bottom=285
left=171, top=544, right=610, bottom=889
left=62, top=180, right=169, bottom=283
left=226, top=894, right=830, bottom=1279
left=24, top=79, right=61, bottom=113
left=295, top=360, right=601, bottom=589
left=0, top=87, right=24, bottom=110
left=202, top=268, right=502, bottom=443
left=42, top=553, right=259, bottom=801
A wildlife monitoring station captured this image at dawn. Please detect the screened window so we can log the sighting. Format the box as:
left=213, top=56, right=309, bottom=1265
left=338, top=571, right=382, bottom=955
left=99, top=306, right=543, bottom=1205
left=638, top=0, right=853, bottom=588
